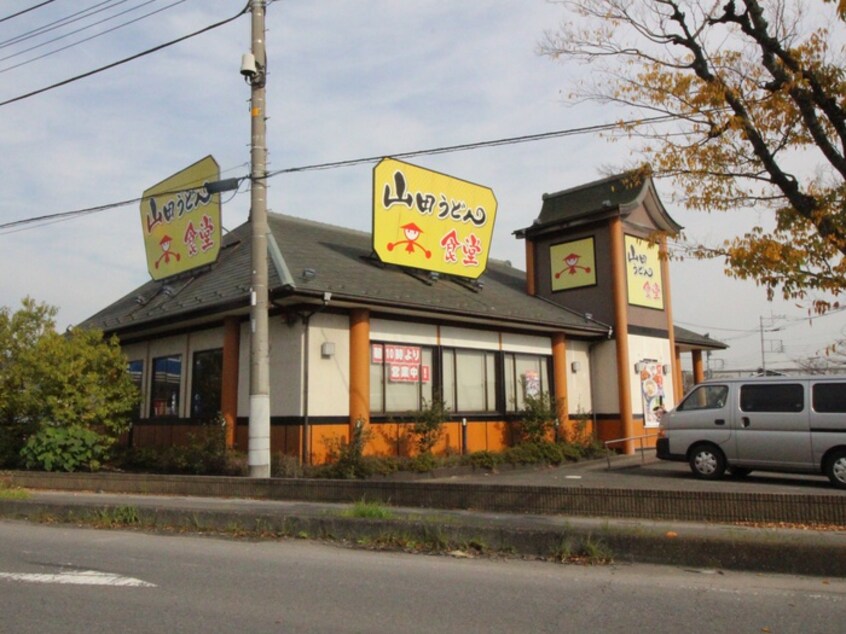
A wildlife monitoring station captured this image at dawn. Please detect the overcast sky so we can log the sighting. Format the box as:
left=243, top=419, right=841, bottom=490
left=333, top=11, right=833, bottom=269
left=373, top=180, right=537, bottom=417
left=1, top=0, right=844, bottom=372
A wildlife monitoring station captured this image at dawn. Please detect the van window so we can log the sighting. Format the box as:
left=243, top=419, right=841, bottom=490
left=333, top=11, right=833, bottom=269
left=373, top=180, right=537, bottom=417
left=740, top=383, right=803, bottom=413
left=812, top=383, right=846, bottom=413
left=678, top=385, right=728, bottom=411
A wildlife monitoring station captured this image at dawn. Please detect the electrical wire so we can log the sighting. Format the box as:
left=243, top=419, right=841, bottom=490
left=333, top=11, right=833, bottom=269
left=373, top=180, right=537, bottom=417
left=0, top=0, right=188, bottom=74
left=0, top=1, right=249, bottom=108
left=0, top=1, right=57, bottom=25
left=0, top=114, right=686, bottom=234
left=266, top=114, right=680, bottom=177
left=0, top=0, right=130, bottom=50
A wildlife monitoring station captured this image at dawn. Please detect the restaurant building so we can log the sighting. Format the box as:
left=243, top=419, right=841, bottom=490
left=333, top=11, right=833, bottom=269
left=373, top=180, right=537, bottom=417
left=81, top=167, right=724, bottom=462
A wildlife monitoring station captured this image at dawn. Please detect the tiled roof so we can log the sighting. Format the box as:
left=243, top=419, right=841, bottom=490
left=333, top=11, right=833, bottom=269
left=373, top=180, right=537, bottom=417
left=516, top=171, right=683, bottom=236
left=80, top=213, right=609, bottom=337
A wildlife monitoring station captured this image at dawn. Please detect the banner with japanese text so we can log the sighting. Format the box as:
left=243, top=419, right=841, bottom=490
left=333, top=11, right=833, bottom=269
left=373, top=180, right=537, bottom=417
left=372, top=158, right=497, bottom=279
left=140, top=155, right=222, bottom=281
left=624, top=235, right=664, bottom=309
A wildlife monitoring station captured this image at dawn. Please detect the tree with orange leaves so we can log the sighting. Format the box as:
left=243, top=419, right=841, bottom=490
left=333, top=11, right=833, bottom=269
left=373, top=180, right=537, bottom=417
left=541, top=0, right=846, bottom=312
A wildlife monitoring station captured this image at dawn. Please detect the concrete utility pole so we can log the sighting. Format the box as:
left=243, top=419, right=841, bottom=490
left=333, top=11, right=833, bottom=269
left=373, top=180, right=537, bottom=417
left=247, top=0, right=270, bottom=477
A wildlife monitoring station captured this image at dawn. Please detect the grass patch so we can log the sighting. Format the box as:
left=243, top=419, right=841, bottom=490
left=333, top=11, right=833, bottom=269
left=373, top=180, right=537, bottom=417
left=342, top=498, right=394, bottom=520
left=0, top=481, right=29, bottom=500
left=89, top=505, right=141, bottom=528
left=550, top=534, right=613, bottom=565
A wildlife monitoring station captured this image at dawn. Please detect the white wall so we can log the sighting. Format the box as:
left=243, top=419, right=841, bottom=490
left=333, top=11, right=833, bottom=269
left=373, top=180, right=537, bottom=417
left=565, top=340, right=593, bottom=415
left=440, top=325, right=499, bottom=350
left=501, top=332, right=552, bottom=355
left=306, top=312, right=350, bottom=417
left=591, top=340, right=620, bottom=415
left=371, top=319, right=437, bottom=345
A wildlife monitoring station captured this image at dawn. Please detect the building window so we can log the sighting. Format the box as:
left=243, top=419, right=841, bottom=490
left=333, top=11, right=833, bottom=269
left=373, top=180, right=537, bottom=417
left=678, top=384, right=728, bottom=411
left=191, top=348, right=223, bottom=419
left=150, top=355, right=182, bottom=418
left=370, top=343, right=433, bottom=414
left=504, top=353, right=550, bottom=412
left=127, top=360, right=144, bottom=419
left=442, top=348, right=497, bottom=413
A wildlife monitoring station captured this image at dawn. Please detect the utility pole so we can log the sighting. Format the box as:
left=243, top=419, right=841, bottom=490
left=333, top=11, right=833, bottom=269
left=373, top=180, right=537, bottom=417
left=247, top=0, right=270, bottom=477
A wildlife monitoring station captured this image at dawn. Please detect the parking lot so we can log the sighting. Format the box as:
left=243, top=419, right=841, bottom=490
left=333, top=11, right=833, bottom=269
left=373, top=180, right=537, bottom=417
left=430, top=453, right=845, bottom=495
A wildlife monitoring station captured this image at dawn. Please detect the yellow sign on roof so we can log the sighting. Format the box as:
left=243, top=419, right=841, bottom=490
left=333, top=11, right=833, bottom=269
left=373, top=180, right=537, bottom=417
left=140, top=156, right=221, bottom=281
left=372, top=158, right=497, bottom=280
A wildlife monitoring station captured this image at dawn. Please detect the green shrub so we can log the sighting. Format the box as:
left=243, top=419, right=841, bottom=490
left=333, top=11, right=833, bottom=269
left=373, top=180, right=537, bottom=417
left=408, top=397, right=448, bottom=456
left=517, top=392, right=557, bottom=444
left=20, top=425, right=109, bottom=472
left=321, top=419, right=373, bottom=479
left=463, top=450, right=501, bottom=470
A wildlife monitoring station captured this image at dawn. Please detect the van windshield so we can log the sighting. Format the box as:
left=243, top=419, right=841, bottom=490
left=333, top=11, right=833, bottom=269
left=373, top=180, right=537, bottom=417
left=677, top=385, right=728, bottom=411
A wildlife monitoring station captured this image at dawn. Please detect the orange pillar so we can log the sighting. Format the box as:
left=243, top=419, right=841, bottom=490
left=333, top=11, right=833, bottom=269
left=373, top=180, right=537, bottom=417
left=525, top=240, right=536, bottom=296
left=659, top=236, right=680, bottom=404
left=692, top=350, right=705, bottom=385
left=552, top=333, right=568, bottom=434
left=609, top=217, right=634, bottom=454
left=221, top=317, right=241, bottom=448
left=349, top=308, right=371, bottom=431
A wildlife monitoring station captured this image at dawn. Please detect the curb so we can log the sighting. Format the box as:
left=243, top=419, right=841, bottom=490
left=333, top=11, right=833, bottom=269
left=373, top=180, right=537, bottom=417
left=4, top=470, right=845, bottom=525
left=1, top=497, right=845, bottom=578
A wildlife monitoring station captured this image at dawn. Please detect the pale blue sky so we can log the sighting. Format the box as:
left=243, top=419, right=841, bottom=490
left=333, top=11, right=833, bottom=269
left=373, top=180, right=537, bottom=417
left=1, top=0, right=843, bottom=371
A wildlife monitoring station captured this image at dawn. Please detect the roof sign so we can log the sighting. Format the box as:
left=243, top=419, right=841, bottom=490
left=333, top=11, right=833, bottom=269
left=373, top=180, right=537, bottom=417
left=140, top=155, right=222, bottom=281
left=372, top=158, right=497, bottom=280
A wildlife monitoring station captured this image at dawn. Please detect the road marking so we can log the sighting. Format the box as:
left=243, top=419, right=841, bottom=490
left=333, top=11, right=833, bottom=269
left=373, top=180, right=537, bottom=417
left=0, top=570, right=156, bottom=587
left=565, top=475, right=582, bottom=479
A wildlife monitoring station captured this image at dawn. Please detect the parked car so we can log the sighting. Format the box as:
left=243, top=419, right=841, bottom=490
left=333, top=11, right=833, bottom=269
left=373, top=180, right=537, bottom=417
left=656, top=375, right=846, bottom=489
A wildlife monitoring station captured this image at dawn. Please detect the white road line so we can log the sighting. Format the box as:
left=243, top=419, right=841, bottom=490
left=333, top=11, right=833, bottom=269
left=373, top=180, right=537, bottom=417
left=0, top=570, right=156, bottom=587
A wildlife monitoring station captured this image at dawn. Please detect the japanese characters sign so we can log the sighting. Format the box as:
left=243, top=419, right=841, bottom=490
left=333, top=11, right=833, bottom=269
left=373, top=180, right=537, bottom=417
left=624, top=235, right=664, bottom=309
left=371, top=344, right=430, bottom=383
left=372, top=158, right=497, bottom=280
left=550, top=237, right=597, bottom=292
left=140, top=156, right=221, bottom=281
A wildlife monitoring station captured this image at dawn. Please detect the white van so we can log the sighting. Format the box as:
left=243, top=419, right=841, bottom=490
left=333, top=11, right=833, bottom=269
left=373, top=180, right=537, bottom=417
left=656, top=375, right=846, bottom=489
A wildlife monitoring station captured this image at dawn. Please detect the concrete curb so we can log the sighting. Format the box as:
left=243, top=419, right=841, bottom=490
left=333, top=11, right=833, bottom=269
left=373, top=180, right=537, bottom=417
left=1, top=495, right=845, bottom=578
left=4, top=470, right=845, bottom=525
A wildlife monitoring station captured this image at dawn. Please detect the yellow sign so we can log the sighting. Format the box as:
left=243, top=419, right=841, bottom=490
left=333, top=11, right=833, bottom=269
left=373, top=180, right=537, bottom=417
left=140, top=156, right=222, bottom=281
left=625, top=235, right=664, bottom=309
left=372, top=158, right=497, bottom=279
left=550, top=237, right=596, bottom=291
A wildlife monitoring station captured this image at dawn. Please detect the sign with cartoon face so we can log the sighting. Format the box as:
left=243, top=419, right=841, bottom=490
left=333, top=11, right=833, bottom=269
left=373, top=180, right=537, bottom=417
left=372, top=158, right=497, bottom=279
left=140, top=156, right=221, bottom=281
left=550, top=237, right=597, bottom=291
left=624, top=235, right=664, bottom=309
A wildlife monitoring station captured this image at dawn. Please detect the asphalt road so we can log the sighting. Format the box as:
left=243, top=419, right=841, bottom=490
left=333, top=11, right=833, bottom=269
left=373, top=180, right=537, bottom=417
left=2, top=521, right=845, bottom=633
left=431, top=454, right=845, bottom=495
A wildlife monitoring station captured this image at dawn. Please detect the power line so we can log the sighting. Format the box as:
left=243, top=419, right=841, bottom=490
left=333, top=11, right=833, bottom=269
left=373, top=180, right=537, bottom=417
left=0, top=114, right=683, bottom=234
left=0, top=0, right=188, bottom=74
left=0, top=1, right=57, bottom=25
left=0, top=0, right=129, bottom=50
left=266, top=115, right=679, bottom=177
left=0, top=1, right=249, bottom=108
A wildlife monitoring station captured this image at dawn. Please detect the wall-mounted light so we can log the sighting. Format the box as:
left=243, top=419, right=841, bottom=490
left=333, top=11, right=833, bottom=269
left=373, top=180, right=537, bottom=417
left=662, top=364, right=671, bottom=375
left=320, top=342, right=335, bottom=358
left=571, top=361, right=581, bottom=373
left=635, top=361, right=646, bottom=373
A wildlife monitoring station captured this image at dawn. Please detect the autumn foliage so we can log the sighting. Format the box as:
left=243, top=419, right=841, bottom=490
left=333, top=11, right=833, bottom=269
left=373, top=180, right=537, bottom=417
left=542, top=0, right=846, bottom=311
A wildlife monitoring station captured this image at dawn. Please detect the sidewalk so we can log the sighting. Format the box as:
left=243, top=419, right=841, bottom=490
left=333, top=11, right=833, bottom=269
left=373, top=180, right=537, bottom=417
left=2, top=459, right=846, bottom=578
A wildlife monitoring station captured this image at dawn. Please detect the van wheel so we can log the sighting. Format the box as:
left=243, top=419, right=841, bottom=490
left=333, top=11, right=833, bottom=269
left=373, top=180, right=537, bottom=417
left=689, top=444, right=726, bottom=480
left=825, top=450, right=846, bottom=490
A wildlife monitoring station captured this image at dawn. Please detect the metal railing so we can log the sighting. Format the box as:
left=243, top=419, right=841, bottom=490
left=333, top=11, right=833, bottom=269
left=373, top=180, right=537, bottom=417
left=603, top=433, right=660, bottom=470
